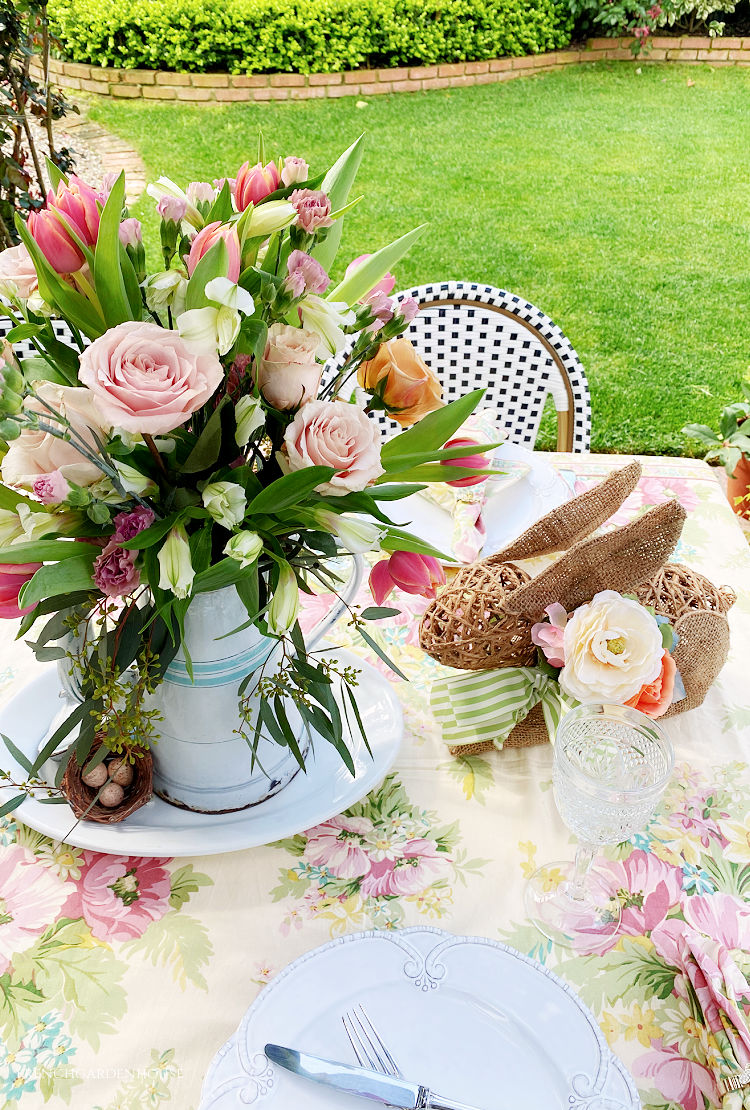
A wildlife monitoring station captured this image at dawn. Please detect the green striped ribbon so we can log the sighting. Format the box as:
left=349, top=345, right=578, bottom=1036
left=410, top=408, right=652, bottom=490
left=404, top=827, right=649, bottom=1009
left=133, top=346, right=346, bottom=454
left=431, top=666, right=574, bottom=751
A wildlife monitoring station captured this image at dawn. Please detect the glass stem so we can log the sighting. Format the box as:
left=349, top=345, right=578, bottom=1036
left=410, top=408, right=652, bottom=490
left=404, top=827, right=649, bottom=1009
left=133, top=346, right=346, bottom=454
left=567, top=841, right=596, bottom=902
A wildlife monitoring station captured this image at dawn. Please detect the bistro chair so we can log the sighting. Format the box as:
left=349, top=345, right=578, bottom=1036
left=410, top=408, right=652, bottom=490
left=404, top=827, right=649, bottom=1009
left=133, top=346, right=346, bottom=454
left=327, top=281, right=591, bottom=451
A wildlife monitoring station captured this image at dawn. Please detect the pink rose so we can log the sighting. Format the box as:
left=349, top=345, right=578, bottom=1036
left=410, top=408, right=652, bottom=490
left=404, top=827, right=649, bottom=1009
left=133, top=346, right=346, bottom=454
left=0, top=562, right=42, bottom=619
left=2, top=382, right=108, bottom=490
left=281, top=157, right=309, bottom=186
left=283, top=399, right=383, bottom=496
left=78, top=321, right=224, bottom=434
left=530, top=602, right=568, bottom=668
left=186, top=221, right=240, bottom=284
left=0, top=241, right=39, bottom=301
left=32, top=469, right=70, bottom=505
left=113, top=506, right=155, bottom=543
left=284, top=250, right=329, bottom=298
left=290, top=189, right=334, bottom=233
left=93, top=540, right=140, bottom=598
left=257, top=324, right=322, bottom=411
left=62, top=853, right=171, bottom=942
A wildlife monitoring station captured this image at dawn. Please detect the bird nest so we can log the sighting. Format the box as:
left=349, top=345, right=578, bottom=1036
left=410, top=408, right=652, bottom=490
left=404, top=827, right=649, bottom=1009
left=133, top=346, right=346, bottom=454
left=61, top=738, right=152, bottom=824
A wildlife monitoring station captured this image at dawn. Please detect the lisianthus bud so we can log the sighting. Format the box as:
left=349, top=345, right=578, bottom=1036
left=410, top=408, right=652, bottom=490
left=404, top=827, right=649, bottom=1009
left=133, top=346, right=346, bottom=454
left=268, top=562, right=299, bottom=634
left=313, top=509, right=385, bottom=554
left=201, top=481, right=247, bottom=529
left=141, top=270, right=188, bottom=318
left=224, top=529, right=263, bottom=568
left=114, top=461, right=159, bottom=497
left=235, top=394, right=265, bottom=447
left=157, top=524, right=194, bottom=599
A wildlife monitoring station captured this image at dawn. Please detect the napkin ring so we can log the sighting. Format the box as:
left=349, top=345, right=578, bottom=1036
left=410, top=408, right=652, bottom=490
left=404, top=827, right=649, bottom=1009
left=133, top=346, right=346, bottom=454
left=719, top=1065, right=750, bottom=1096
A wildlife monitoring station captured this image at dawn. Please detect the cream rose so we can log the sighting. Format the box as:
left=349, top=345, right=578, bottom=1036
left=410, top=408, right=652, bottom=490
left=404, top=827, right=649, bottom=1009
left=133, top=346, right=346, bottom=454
left=283, top=399, right=382, bottom=496
left=78, top=321, right=223, bottom=435
left=2, top=382, right=109, bottom=490
left=558, top=590, right=664, bottom=705
left=0, top=242, right=39, bottom=302
left=257, top=324, right=322, bottom=411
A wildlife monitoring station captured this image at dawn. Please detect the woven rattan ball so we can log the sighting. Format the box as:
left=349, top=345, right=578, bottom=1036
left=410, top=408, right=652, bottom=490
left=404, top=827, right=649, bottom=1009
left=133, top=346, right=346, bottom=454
left=420, top=560, right=536, bottom=670
left=635, top=563, right=736, bottom=621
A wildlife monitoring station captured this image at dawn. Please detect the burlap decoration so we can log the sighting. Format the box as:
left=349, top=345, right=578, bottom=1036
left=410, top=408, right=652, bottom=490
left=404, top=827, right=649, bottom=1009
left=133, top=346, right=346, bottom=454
left=420, top=562, right=536, bottom=670
left=420, top=463, right=734, bottom=757
left=492, top=459, right=642, bottom=562
left=61, top=739, right=153, bottom=824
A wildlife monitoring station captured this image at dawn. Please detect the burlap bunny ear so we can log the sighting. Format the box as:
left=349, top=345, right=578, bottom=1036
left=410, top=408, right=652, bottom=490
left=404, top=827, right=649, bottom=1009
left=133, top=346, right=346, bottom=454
left=490, top=459, right=642, bottom=562
left=663, top=610, right=731, bottom=717
left=502, top=498, right=687, bottom=621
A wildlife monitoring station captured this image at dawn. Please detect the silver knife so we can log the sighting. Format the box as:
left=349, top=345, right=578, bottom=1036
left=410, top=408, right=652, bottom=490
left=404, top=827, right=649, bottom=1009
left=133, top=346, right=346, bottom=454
left=264, top=1043, right=483, bottom=1110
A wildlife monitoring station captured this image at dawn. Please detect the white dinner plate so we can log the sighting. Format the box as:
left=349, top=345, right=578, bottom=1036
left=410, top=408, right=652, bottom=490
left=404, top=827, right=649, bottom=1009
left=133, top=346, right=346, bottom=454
left=199, top=926, right=640, bottom=1109
left=0, top=649, right=402, bottom=858
left=390, top=444, right=570, bottom=563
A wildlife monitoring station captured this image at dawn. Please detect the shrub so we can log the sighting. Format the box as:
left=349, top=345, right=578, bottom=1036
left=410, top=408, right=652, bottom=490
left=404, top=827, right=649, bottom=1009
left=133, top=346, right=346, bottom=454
left=48, top=0, right=574, bottom=74
left=570, top=0, right=737, bottom=52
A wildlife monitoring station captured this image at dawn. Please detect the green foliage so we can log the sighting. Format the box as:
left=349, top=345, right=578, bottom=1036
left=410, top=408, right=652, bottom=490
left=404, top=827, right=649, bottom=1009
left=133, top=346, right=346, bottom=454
left=683, top=384, right=750, bottom=476
left=570, top=0, right=736, bottom=54
left=48, top=0, right=574, bottom=74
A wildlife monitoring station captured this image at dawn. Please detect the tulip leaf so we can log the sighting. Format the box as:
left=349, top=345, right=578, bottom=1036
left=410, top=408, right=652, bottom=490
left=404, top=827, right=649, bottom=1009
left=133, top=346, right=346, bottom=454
left=0, top=539, right=94, bottom=564
left=193, top=557, right=245, bottom=594
left=380, top=389, right=486, bottom=468
left=185, top=238, right=229, bottom=311
left=181, top=399, right=227, bottom=474
left=206, top=180, right=234, bottom=224
left=0, top=486, right=36, bottom=513
left=5, top=322, right=45, bottom=342
left=93, top=172, right=134, bottom=326
left=45, top=155, right=68, bottom=193
left=388, top=440, right=504, bottom=467
left=370, top=483, right=426, bottom=500
left=375, top=464, right=494, bottom=485
left=379, top=526, right=452, bottom=561
left=19, top=552, right=96, bottom=609
left=20, top=356, right=69, bottom=387
left=248, top=467, right=336, bottom=515
left=313, top=134, right=366, bottom=272
left=14, top=215, right=106, bottom=339
left=327, top=225, right=427, bottom=306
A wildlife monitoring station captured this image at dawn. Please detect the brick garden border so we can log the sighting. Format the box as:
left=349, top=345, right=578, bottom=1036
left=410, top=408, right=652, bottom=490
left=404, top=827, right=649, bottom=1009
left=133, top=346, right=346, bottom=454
left=32, top=36, right=750, bottom=103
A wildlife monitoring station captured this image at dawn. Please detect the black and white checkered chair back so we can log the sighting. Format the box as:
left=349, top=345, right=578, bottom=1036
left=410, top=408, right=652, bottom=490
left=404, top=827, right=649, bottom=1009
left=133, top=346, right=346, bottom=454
left=327, top=281, right=591, bottom=451
left=0, top=314, right=79, bottom=358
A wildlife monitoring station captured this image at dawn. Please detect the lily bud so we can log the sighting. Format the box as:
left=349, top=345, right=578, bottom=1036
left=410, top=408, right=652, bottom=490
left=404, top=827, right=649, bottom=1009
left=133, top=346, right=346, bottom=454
left=157, top=524, right=195, bottom=599
left=268, top=562, right=299, bottom=634
left=235, top=394, right=265, bottom=447
left=313, top=509, right=384, bottom=554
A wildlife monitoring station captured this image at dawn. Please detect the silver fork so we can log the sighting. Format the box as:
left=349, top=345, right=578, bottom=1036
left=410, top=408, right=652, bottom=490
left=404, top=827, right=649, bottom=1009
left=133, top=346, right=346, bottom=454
left=342, top=1004, right=402, bottom=1077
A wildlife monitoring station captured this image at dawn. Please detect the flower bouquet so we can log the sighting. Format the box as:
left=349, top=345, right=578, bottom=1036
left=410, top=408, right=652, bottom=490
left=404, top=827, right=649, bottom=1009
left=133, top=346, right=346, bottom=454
left=0, top=135, right=497, bottom=817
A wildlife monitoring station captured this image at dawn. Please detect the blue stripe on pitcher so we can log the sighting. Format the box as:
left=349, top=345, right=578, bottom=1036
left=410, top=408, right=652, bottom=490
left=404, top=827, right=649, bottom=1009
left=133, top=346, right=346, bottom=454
left=164, top=641, right=273, bottom=687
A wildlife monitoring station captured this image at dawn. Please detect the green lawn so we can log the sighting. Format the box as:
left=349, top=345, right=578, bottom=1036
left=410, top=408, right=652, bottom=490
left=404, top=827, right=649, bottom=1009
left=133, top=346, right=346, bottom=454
left=89, top=62, right=750, bottom=455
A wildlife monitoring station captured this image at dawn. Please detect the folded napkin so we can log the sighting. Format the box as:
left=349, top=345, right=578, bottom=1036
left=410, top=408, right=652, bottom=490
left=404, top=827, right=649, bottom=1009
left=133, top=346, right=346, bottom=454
left=649, top=909, right=750, bottom=1107
left=420, top=408, right=501, bottom=563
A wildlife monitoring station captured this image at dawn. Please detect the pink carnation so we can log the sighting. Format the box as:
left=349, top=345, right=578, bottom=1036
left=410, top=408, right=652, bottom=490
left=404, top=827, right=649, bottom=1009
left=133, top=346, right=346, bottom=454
left=285, top=250, right=329, bottom=298
left=93, top=540, right=140, bottom=598
left=113, top=506, right=155, bottom=543
left=32, top=469, right=70, bottom=505
left=290, top=189, right=334, bottom=233
left=398, top=296, right=419, bottom=323
left=281, top=157, right=309, bottom=186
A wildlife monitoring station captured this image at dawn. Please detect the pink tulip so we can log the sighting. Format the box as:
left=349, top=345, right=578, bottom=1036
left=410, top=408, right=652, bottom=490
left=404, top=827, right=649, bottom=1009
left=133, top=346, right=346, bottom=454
left=186, top=221, right=241, bottom=283
left=369, top=552, right=445, bottom=605
left=0, top=562, right=42, bottom=619
left=234, top=160, right=281, bottom=211
left=51, top=175, right=101, bottom=247
left=27, top=207, right=85, bottom=274
left=440, top=437, right=489, bottom=488
left=345, top=254, right=396, bottom=300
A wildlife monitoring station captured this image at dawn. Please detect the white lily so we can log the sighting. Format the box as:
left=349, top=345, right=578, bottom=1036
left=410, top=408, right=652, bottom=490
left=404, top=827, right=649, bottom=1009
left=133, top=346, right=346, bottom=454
left=299, top=294, right=356, bottom=357
left=314, top=509, right=385, bottom=554
left=268, top=563, right=300, bottom=634
left=245, top=200, right=296, bottom=240
left=0, top=508, right=26, bottom=545
left=146, top=177, right=203, bottom=229
left=177, top=305, right=241, bottom=356
left=141, top=270, right=188, bottom=318
left=204, top=276, right=255, bottom=314
left=113, top=461, right=159, bottom=497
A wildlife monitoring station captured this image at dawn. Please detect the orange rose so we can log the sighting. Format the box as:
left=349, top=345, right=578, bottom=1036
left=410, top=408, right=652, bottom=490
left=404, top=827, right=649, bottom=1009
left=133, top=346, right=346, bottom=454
left=624, top=651, right=676, bottom=719
left=357, top=338, right=442, bottom=427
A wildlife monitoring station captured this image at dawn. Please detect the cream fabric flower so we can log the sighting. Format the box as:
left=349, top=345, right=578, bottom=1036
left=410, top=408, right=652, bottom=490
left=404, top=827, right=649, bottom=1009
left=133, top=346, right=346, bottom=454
left=559, top=590, right=663, bottom=704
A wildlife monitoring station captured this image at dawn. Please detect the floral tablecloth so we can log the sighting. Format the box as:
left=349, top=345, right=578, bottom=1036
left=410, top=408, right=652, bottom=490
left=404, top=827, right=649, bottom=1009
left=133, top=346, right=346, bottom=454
left=0, top=453, right=748, bottom=1110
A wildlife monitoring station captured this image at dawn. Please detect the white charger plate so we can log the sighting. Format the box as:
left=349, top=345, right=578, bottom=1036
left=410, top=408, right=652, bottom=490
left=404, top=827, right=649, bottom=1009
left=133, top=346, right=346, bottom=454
left=0, top=649, right=402, bottom=858
left=390, top=444, right=570, bottom=563
left=199, top=926, right=640, bottom=1109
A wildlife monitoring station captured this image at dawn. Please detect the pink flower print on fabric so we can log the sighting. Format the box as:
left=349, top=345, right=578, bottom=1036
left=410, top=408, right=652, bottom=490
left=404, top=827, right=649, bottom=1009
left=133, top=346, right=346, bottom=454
left=303, top=816, right=374, bottom=880
left=62, top=853, right=172, bottom=941
left=634, top=1039, right=717, bottom=1110
left=0, top=846, right=71, bottom=973
left=359, top=838, right=445, bottom=897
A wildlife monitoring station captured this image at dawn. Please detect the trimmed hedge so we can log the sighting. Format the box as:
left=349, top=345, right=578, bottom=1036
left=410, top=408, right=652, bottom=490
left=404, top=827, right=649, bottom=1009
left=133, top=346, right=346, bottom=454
left=48, top=0, right=574, bottom=74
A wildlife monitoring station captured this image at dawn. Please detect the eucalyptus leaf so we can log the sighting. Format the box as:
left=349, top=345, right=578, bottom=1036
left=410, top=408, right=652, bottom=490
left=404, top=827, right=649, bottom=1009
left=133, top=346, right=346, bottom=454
left=19, top=554, right=96, bottom=609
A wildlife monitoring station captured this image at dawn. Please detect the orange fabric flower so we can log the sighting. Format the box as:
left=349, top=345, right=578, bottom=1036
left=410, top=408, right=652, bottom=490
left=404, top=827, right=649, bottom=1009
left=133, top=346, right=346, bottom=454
left=357, top=338, right=442, bottom=427
left=624, top=651, right=676, bottom=719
